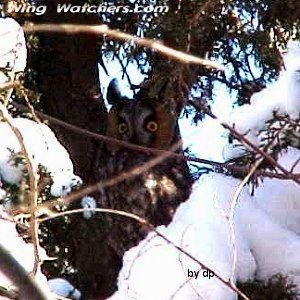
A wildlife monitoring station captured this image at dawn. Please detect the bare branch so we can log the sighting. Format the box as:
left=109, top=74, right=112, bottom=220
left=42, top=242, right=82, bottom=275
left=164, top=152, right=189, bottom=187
left=37, top=207, right=250, bottom=300
left=222, top=123, right=300, bottom=185
left=228, top=157, right=264, bottom=283
left=0, top=104, right=40, bottom=275
left=0, top=80, right=20, bottom=91
left=36, top=141, right=182, bottom=212
left=23, top=23, right=224, bottom=70
left=13, top=102, right=300, bottom=182
left=0, top=244, right=49, bottom=300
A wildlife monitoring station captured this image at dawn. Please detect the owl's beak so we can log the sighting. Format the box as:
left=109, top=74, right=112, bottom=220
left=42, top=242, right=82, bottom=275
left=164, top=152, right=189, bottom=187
left=131, top=134, right=139, bottom=145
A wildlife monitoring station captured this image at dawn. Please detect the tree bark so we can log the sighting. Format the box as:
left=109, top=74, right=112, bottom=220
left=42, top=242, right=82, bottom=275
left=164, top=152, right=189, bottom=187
left=33, top=0, right=105, bottom=184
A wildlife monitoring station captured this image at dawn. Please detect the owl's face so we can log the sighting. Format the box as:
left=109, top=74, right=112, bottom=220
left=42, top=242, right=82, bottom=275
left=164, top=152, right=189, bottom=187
left=111, top=101, right=161, bottom=146
left=106, top=79, right=177, bottom=149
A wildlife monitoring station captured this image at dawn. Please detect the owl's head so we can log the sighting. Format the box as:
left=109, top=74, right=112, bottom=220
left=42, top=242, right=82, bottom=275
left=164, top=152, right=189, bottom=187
left=106, top=79, right=178, bottom=149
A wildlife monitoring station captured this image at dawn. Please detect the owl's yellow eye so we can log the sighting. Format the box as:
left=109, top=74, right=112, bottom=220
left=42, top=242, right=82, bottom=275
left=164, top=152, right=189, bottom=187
left=118, top=123, right=128, bottom=134
left=146, top=121, right=158, bottom=132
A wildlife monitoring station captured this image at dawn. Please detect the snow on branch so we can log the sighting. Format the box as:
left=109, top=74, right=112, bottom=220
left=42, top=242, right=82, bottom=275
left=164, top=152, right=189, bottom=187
left=109, top=42, right=300, bottom=299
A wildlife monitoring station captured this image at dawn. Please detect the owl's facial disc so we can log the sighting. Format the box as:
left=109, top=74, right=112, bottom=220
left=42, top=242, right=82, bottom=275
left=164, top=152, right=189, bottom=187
left=107, top=97, right=175, bottom=149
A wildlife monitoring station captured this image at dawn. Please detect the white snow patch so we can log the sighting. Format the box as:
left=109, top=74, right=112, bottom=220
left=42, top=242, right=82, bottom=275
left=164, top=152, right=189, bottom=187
left=111, top=170, right=300, bottom=300
left=0, top=118, right=82, bottom=197
left=48, top=278, right=81, bottom=300
left=223, top=40, right=300, bottom=159
left=253, top=147, right=300, bottom=234
left=0, top=219, right=50, bottom=295
left=81, top=196, right=97, bottom=219
left=0, top=17, right=27, bottom=73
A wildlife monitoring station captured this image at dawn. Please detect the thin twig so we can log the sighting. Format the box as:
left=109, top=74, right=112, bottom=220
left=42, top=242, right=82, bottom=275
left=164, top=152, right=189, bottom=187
left=12, top=102, right=225, bottom=167
left=227, top=120, right=291, bottom=282
left=23, top=23, right=224, bottom=70
left=170, top=225, right=206, bottom=300
left=222, top=123, right=300, bottom=185
left=12, top=102, right=300, bottom=181
left=0, top=80, right=20, bottom=91
left=19, top=87, right=41, bottom=123
left=0, top=104, right=40, bottom=275
left=37, top=207, right=250, bottom=300
left=228, top=157, right=264, bottom=283
left=36, top=141, right=181, bottom=212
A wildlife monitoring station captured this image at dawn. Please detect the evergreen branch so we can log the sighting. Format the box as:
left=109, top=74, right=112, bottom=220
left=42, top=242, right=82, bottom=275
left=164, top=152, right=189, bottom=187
left=23, top=23, right=224, bottom=70
left=13, top=102, right=300, bottom=182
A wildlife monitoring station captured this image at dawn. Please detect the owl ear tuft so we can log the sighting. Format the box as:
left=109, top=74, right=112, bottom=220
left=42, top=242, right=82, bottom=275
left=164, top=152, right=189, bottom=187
left=107, top=78, right=123, bottom=105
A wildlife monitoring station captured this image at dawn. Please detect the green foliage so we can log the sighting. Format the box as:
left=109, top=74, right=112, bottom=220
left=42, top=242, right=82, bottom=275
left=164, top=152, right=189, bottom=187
left=238, top=274, right=299, bottom=300
left=1, top=181, right=20, bottom=206
left=0, top=152, right=80, bottom=281
left=11, top=0, right=300, bottom=119
left=0, top=154, right=53, bottom=207
left=87, top=0, right=300, bottom=124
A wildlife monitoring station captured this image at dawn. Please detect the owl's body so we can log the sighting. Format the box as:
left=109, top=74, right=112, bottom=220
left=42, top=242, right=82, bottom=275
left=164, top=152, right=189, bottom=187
left=97, top=149, right=191, bottom=254
left=70, top=79, right=193, bottom=298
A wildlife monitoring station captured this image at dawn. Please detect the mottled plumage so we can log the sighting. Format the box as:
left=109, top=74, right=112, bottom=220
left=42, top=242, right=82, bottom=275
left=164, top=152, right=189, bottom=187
left=70, top=79, right=193, bottom=298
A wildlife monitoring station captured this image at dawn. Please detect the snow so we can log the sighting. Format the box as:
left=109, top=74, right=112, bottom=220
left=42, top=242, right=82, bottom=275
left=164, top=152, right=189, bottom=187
left=239, top=194, right=300, bottom=287
left=110, top=42, right=300, bottom=299
left=223, top=40, right=300, bottom=159
left=81, top=196, right=97, bottom=219
left=253, top=147, right=300, bottom=234
left=0, top=218, right=51, bottom=297
left=110, top=175, right=245, bottom=300
left=0, top=17, right=27, bottom=75
left=1, top=16, right=299, bottom=300
left=0, top=118, right=82, bottom=197
left=112, top=175, right=248, bottom=299
left=48, top=278, right=81, bottom=300
left=0, top=72, right=8, bottom=85
left=111, top=164, right=300, bottom=300
left=0, top=116, right=83, bottom=297
left=0, top=180, right=5, bottom=200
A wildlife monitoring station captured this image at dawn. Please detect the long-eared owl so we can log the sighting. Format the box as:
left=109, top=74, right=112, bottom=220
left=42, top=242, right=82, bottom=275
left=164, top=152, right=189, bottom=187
left=70, top=79, right=193, bottom=298
left=106, top=78, right=178, bottom=149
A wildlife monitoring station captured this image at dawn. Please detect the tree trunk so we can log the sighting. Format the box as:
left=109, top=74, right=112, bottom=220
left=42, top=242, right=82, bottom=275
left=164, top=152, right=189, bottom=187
left=29, top=1, right=194, bottom=298
left=33, top=0, right=105, bottom=184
